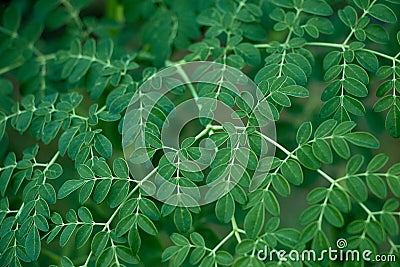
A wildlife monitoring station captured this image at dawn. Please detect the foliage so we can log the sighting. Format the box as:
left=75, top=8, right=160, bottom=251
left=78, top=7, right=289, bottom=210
left=0, top=0, right=399, bottom=266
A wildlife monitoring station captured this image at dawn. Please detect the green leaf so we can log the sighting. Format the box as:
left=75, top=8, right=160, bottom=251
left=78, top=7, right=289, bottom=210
left=190, top=232, right=205, bottom=247
left=75, top=224, right=93, bottom=248
left=365, top=24, right=389, bottom=44
left=58, top=128, right=78, bottom=156
left=96, top=247, right=113, bottom=267
left=39, top=183, right=56, bottom=204
left=321, top=97, right=340, bottom=117
left=97, top=38, right=113, bottom=61
left=279, top=85, right=309, bottom=97
left=265, top=217, right=280, bottom=233
left=296, top=144, right=321, bottom=170
left=272, top=174, right=290, bottom=196
left=45, top=163, right=63, bottom=179
left=162, top=246, right=180, bottom=262
left=77, top=164, right=94, bottom=179
left=255, top=64, right=280, bottom=83
left=236, top=239, right=255, bottom=254
left=34, top=214, right=49, bottom=231
left=346, top=154, right=364, bottom=175
left=113, top=158, right=129, bottom=179
left=116, top=245, right=140, bottom=264
left=94, top=134, right=112, bottom=158
left=346, top=176, right=368, bottom=202
left=170, top=233, right=189, bottom=246
left=78, top=207, right=93, bottom=222
left=130, top=147, right=154, bottom=164
left=271, top=92, right=291, bottom=107
left=367, top=174, right=387, bottom=199
left=61, top=256, right=74, bottom=267
left=353, top=0, right=369, bottom=9
left=366, top=221, right=385, bottom=243
left=355, top=50, right=379, bottom=72
left=69, top=59, right=92, bottom=83
left=323, top=51, right=342, bottom=70
left=312, top=139, right=332, bottom=164
left=200, top=255, right=215, bottom=267
left=380, top=213, right=398, bottom=236
left=374, top=95, right=394, bottom=112
left=300, top=205, right=322, bottom=225
left=139, top=198, right=160, bottom=220
left=324, top=204, right=344, bottom=227
left=263, top=190, right=280, bottom=216
left=302, top=0, right=333, bottom=16
left=312, top=230, right=329, bottom=252
left=386, top=106, right=400, bottom=138
left=91, top=231, right=109, bottom=256
left=334, top=121, right=356, bottom=135
left=296, top=122, right=312, bottom=145
left=342, top=78, right=368, bottom=97
left=60, top=224, right=76, bottom=247
left=307, top=187, right=327, bottom=204
left=343, top=95, right=365, bottom=116
left=92, top=159, right=112, bottom=177
left=282, top=63, right=307, bottom=85
left=108, top=180, right=129, bottom=208
left=344, top=132, right=380, bottom=149
left=215, top=193, right=234, bottom=223
left=244, top=204, right=265, bottom=239
left=15, top=110, right=33, bottom=133
left=368, top=4, right=397, bottom=23
left=116, top=215, right=136, bottom=237
left=275, top=228, right=300, bottom=247
left=216, top=251, right=234, bottom=266
left=25, top=227, right=40, bottom=261
left=300, top=222, right=318, bottom=243
left=329, top=188, right=351, bottom=212
left=58, top=180, right=85, bottom=199
left=93, top=179, right=112, bottom=204
left=387, top=175, right=400, bottom=197
left=281, top=159, right=303, bottom=185
left=367, top=153, right=388, bottom=172
left=314, top=119, right=337, bottom=138
left=234, top=43, right=260, bottom=66
left=174, top=207, right=192, bottom=233
left=0, top=163, right=14, bottom=197
left=338, top=6, right=357, bottom=27
left=68, top=133, right=85, bottom=159
left=346, top=64, right=369, bottom=84
left=389, top=163, right=400, bottom=175
left=138, top=214, right=158, bottom=235
left=3, top=6, right=21, bottom=31
left=128, top=227, right=141, bottom=254
left=383, top=198, right=399, bottom=211
left=308, top=17, right=334, bottom=34
left=79, top=180, right=95, bottom=204
left=286, top=53, right=312, bottom=76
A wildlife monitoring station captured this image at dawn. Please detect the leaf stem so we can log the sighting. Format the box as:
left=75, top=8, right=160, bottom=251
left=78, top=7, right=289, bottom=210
left=231, top=216, right=243, bottom=243
left=211, top=230, right=235, bottom=254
